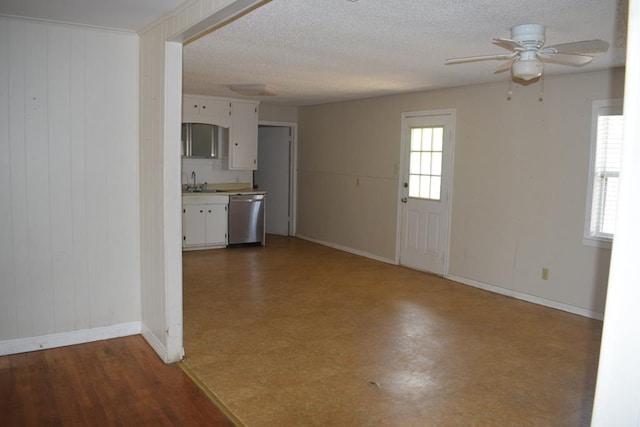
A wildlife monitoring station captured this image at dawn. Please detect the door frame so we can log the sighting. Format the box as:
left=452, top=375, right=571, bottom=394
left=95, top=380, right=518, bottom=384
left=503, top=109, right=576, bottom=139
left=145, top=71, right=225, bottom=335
left=257, top=120, right=298, bottom=236
left=395, top=109, right=456, bottom=275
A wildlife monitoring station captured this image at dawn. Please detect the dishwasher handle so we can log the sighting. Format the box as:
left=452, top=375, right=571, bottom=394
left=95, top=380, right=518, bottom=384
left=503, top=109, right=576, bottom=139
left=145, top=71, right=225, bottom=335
left=230, top=195, right=265, bottom=202
left=231, top=198, right=261, bottom=202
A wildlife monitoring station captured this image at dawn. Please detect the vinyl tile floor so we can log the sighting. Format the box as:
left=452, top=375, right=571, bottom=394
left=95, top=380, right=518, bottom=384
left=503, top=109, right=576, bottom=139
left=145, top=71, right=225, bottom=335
left=182, top=235, right=602, bottom=426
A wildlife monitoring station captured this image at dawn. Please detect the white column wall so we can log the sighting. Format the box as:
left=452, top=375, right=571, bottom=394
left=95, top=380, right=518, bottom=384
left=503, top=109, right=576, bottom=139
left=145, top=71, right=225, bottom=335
left=0, top=17, right=141, bottom=354
left=138, top=0, right=267, bottom=362
left=591, top=0, right=640, bottom=423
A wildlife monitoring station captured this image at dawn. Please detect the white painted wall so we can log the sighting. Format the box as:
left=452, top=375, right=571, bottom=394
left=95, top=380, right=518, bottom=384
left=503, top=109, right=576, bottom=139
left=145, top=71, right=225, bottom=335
left=181, top=158, right=253, bottom=186
left=297, top=69, right=624, bottom=317
left=139, top=22, right=178, bottom=362
left=0, top=17, right=141, bottom=353
left=259, top=103, right=298, bottom=123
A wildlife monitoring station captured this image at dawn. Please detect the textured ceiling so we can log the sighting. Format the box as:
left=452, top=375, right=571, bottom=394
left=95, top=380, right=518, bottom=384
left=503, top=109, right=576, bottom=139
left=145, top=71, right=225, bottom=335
left=1, top=0, right=627, bottom=106
left=183, top=0, right=628, bottom=106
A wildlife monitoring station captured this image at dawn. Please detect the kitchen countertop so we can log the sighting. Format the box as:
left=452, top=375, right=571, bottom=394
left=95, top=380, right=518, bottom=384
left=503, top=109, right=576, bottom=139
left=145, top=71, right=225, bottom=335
left=182, top=189, right=267, bottom=195
left=182, top=182, right=266, bottom=196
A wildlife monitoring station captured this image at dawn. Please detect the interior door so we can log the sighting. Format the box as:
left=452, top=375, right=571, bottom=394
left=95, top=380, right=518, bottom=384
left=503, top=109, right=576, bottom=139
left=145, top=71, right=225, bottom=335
left=399, top=112, right=454, bottom=275
left=254, top=126, right=291, bottom=236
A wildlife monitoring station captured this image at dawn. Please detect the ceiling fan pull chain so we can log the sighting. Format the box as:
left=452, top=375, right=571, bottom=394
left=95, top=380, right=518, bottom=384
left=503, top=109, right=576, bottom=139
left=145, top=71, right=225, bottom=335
left=539, top=75, right=545, bottom=102
left=507, top=79, right=513, bottom=101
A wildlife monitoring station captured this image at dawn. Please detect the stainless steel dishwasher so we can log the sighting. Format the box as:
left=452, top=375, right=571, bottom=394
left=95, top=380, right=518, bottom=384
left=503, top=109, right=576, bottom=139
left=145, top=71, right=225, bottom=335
left=228, top=194, right=265, bottom=245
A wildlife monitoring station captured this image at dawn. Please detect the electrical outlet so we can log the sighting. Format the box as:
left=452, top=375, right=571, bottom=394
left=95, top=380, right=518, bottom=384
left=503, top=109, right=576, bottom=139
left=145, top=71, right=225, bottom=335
left=542, top=268, right=549, bottom=280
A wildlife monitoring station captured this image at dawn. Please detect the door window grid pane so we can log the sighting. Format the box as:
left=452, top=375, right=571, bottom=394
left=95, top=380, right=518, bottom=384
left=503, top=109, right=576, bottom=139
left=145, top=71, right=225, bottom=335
left=408, top=126, right=444, bottom=200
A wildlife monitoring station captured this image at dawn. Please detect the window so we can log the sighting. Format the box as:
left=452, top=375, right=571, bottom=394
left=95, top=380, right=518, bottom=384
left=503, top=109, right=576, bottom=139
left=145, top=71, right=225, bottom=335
left=584, top=99, right=624, bottom=248
left=409, top=126, right=444, bottom=200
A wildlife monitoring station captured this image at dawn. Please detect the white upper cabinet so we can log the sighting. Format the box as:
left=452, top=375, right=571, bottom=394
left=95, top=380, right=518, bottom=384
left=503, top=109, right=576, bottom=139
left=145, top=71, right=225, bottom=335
left=183, top=94, right=232, bottom=127
left=229, top=100, right=259, bottom=170
left=182, top=94, right=259, bottom=170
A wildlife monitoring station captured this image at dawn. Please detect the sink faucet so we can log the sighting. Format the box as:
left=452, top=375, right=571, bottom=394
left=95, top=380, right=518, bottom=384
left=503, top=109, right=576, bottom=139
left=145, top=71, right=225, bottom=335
left=191, top=171, right=196, bottom=188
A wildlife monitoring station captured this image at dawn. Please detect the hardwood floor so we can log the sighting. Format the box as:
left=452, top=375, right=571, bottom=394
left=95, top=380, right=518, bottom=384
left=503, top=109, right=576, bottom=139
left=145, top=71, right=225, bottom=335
left=182, top=235, right=603, bottom=426
left=0, top=335, right=234, bottom=426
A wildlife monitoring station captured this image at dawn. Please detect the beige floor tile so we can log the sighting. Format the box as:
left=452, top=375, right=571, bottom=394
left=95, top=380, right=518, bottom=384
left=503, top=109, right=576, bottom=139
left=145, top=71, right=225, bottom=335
left=182, top=236, right=601, bottom=426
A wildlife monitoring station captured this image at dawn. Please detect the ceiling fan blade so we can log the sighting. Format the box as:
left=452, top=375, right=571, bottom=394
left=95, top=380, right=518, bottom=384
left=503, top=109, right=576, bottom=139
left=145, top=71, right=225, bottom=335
left=540, top=52, right=594, bottom=66
left=445, top=52, right=516, bottom=65
left=493, top=37, right=524, bottom=51
left=494, top=58, right=516, bottom=74
left=543, top=39, right=609, bottom=54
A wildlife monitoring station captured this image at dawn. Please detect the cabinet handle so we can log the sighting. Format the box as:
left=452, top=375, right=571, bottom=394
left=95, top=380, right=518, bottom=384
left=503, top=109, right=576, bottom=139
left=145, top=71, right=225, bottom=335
left=202, top=105, right=206, bottom=109
left=235, top=142, right=238, bottom=146
left=200, top=210, right=203, bottom=213
left=193, top=104, right=197, bottom=108
left=208, top=210, right=212, bottom=213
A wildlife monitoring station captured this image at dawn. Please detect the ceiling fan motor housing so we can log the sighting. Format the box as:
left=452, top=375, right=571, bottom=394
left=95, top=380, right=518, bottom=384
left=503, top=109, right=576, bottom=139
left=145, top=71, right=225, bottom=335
left=511, top=23, right=546, bottom=48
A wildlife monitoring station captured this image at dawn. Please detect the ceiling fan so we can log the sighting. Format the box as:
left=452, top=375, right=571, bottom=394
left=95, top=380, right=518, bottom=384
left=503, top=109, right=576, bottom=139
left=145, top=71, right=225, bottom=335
left=445, top=24, right=609, bottom=81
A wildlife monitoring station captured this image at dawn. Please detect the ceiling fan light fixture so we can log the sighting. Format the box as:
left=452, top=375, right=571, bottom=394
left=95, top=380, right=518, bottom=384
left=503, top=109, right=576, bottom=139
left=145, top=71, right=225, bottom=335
left=228, top=84, right=277, bottom=96
left=512, top=58, right=543, bottom=81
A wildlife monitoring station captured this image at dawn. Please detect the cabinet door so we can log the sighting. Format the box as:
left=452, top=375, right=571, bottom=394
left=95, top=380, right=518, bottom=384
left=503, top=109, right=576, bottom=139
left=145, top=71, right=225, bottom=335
left=229, top=101, right=258, bottom=170
left=205, top=204, right=228, bottom=245
left=200, top=99, right=232, bottom=127
left=182, top=96, right=202, bottom=123
left=183, top=205, right=206, bottom=246
left=183, top=96, right=231, bottom=127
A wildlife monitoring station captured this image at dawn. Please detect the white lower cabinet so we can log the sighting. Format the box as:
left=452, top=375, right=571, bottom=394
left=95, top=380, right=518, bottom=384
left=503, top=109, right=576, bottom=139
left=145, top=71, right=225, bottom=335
left=182, top=195, right=229, bottom=249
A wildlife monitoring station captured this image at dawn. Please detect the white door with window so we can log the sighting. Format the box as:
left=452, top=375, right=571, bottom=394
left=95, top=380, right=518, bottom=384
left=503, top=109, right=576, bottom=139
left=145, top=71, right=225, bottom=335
left=398, top=111, right=454, bottom=275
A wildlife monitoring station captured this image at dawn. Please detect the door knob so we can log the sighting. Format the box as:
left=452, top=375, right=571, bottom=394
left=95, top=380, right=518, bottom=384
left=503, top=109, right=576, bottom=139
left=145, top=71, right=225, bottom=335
left=401, top=197, right=407, bottom=203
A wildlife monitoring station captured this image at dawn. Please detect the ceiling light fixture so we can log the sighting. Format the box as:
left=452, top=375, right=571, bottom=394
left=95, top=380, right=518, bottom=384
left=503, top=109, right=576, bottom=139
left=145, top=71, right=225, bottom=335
left=228, top=84, right=277, bottom=96
left=511, top=51, right=543, bottom=81
left=512, top=58, right=544, bottom=81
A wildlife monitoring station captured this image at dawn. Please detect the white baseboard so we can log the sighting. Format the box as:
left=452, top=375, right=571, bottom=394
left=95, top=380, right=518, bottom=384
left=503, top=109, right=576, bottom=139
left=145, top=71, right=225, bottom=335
left=295, top=234, right=396, bottom=265
left=141, top=324, right=171, bottom=363
left=0, top=322, right=142, bottom=356
left=446, top=274, right=604, bottom=320
left=294, top=235, right=603, bottom=320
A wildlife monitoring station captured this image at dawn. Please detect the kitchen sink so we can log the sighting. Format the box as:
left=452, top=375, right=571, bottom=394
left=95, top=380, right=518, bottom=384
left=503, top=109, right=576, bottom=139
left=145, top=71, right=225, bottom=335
left=183, top=187, right=223, bottom=193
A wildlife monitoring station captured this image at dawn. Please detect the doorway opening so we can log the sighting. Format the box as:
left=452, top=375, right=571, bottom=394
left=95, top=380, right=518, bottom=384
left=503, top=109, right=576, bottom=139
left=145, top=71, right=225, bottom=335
left=254, top=123, right=297, bottom=237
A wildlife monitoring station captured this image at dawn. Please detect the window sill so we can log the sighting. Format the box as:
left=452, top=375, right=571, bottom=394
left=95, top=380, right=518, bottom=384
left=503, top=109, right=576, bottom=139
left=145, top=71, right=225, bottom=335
left=583, top=236, right=613, bottom=249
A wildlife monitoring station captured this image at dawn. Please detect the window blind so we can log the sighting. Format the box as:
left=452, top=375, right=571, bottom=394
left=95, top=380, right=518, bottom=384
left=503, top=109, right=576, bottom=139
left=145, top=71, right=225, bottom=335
left=590, top=114, right=624, bottom=237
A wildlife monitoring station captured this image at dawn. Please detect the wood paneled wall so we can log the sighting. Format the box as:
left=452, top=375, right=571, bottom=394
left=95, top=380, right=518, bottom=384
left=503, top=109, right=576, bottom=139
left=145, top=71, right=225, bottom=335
left=0, top=17, right=140, bottom=344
